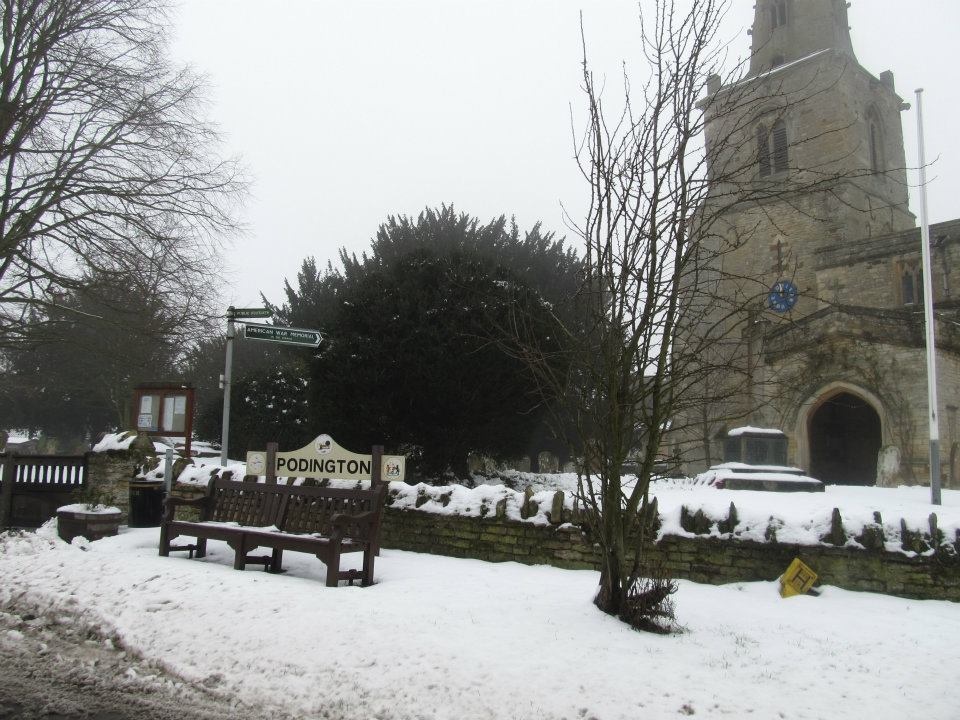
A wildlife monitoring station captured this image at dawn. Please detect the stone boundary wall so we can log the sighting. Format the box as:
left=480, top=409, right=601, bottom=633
left=85, top=452, right=137, bottom=519
left=380, top=507, right=960, bottom=602
left=150, top=471, right=960, bottom=601
left=86, top=450, right=169, bottom=522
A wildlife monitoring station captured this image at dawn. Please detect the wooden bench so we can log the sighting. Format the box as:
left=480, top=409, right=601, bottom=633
left=158, top=477, right=386, bottom=587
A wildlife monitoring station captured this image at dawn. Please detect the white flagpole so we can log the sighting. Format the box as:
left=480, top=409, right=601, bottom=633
left=915, top=88, right=941, bottom=505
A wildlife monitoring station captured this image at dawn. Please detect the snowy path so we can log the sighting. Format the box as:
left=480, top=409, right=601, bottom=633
left=1, top=524, right=958, bottom=719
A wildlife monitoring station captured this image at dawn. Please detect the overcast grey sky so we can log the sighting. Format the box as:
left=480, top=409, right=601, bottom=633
left=171, top=1, right=960, bottom=309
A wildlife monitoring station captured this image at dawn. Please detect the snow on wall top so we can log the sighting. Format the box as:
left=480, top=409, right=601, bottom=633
left=56, top=503, right=121, bottom=514
left=92, top=432, right=180, bottom=454
left=91, top=431, right=138, bottom=452
left=706, top=462, right=804, bottom=473
left=384, top=478, right=960, bottom=555
left=726, top=426, right=785, bottom=437
left=386, top=481, right=566, bottom=526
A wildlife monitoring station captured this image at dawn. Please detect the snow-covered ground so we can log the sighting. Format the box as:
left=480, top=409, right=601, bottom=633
left=1, top=523, right=958, bottom=720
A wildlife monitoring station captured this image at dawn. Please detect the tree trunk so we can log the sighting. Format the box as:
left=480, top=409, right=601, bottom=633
left=593, top=507, right=629, bottom=616
left=594, top=552, right=624, bottom=616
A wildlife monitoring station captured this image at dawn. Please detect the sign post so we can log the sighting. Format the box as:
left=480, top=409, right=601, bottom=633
left=219, top=307, right=319, bottom=466
left=219, top=309, right=237, bottom=466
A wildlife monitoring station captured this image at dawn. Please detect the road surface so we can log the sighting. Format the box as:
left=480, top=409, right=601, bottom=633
left=0, top=606, right=293, bottom=720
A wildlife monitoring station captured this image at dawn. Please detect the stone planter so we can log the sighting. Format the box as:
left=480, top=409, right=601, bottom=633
left=56, top=505, right=122, bottom=543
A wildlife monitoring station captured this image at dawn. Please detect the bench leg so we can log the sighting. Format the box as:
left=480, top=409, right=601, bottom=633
left=196, top=537, right=207, bottom=559
left=325, top=544, right=341, bottom=588
left=158, top=525, right=171, bottom=557
left=362, top=547, right=375, bottom=587
left=231, top=536, right=247, bottom=570
left=269, top=548, right=284, bottom=574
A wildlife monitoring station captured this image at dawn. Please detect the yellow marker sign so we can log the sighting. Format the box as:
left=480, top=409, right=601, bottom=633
left=779, top=558, right=818, bottom=598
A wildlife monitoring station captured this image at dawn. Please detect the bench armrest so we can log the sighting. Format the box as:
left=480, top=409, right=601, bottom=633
left=330, top=510, right=379, bottom=540
left=162, top=495, right=210, bottom=522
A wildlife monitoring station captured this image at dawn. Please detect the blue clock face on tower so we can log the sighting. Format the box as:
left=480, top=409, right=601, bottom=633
left=768, top=280, right=798, bottom=313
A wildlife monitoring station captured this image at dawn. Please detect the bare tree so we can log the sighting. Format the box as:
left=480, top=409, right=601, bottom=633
left=0, top=0, right=243, bottom=347
left=504, top=0, right=876, bottom=630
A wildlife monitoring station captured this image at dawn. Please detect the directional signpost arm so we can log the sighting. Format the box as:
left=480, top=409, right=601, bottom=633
left=243, top=323, right=322, bottom=347
left=230, top=307, right=273, bottom=319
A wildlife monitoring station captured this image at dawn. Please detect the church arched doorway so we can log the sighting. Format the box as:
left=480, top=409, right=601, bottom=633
left=808, top=392, right=882, bottom=485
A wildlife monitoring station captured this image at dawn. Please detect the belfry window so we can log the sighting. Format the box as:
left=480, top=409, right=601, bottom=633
left=757, top=119, right=789, bottom=177
left=771, top=121, right=788, bottom=171
left=867, top=108, right=885, bottom=173
left=756, top=125, right=771, bottom=176
left=770, top=1, right=788, bottom=30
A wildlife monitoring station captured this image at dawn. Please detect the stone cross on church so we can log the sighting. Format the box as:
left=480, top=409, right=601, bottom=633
left=673, top=0, right=960, bottom=489
left=769, top=239, right=788, bottom=277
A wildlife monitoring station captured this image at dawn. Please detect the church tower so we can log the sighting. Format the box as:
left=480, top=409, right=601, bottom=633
left=701, top=0, right=914, bottom=284
left=677, top=2, right=960, bottom=489
left=748, top=0, right=855, bottom=75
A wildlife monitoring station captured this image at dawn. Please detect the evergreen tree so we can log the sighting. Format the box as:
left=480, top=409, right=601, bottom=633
left=0, top=271, right=186, bottom=443
left=277, top=206, right=580, bottom=478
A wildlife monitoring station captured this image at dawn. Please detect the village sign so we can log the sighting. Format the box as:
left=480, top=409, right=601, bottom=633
left=246, top=434, right=405, bottom=482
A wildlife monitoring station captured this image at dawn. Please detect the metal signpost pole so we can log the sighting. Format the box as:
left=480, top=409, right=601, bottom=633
left=163, top=447, right=174, bottom=494
left=915, top=89, right=941, bottom=506
left=220, top=308, right=235, bottom=466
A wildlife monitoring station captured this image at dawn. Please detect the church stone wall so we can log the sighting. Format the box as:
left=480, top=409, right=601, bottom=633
left=816, top=221, right=960, bottom=310
left=761, top=333, right=960, bottom=488
left=815, top=252, right=903, bottom=309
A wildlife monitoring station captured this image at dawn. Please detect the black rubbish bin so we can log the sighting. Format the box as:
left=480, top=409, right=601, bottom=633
left=128, top=481, right=165, bottom=527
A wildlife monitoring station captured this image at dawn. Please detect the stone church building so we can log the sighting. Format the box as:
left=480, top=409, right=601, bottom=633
left=676, top=0, right=960, bottom=487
